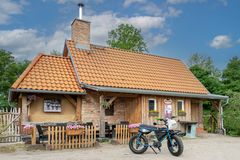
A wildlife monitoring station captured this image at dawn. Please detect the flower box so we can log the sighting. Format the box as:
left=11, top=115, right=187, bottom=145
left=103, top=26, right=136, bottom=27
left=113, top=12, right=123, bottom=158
left=66, top=128, right=84, bottom=136
left=23, top=124, right=34, bottom=135
left=23, top=128, right=33, bottom=135
left=66, top=124, right=85, bottom=136
left=178, top=111, right=186, bottom=116
left=149, top=111, right=159, bottom=117
left=128, top=123, right=140, bottom=134
left=129, top=127, right=139, bottom=134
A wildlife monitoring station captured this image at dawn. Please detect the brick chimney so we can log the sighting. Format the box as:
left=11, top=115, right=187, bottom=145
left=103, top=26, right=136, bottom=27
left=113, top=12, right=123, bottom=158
left=71, top=3, right=90, bottom=49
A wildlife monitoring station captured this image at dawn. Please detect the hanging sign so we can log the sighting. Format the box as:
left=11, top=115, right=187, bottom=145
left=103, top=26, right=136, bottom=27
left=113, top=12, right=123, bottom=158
left=164, top=98, right=172, bottom=119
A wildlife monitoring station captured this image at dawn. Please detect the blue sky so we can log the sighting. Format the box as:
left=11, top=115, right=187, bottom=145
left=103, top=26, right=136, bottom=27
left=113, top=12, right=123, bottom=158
left=0, top=0, right=239, bottom=70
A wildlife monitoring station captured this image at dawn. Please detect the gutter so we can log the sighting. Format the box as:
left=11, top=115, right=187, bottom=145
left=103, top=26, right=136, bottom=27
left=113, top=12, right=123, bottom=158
left=82, top=83, right=229, bottom=100
left=9, top=88, right=86, bottom=100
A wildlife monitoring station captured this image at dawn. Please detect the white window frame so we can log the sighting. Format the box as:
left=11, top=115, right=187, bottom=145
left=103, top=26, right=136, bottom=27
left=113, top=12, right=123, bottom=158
left=177, top=100, right=185, bottom=111
left=148, top=99, right=157, bottom=111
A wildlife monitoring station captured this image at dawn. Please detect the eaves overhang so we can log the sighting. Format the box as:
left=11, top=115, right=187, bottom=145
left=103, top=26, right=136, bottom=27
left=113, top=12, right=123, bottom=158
left=82, top=83, right=228, bottom=100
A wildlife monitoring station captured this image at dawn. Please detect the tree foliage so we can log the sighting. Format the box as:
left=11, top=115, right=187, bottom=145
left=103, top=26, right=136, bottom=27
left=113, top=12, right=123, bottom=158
left=222, top=57, right=240, bottom=135
left=0, top=49, right=30, bottom=109
left=222, top=56, right=240, bottom=92
left=188, top=54, right=223, bottom=94
left=50, top=50, right=62, bottom=56
left=188, top=53, right=240, bottom=136
left=223, top=91, right=240, bottom=136
left=107, top=24, right=148, bottom=52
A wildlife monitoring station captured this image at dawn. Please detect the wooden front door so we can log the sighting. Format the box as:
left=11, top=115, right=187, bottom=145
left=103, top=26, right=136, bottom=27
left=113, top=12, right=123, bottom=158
left=191, top=102, right=199, bottom=122
left=125, top=97, right=142, bottom=124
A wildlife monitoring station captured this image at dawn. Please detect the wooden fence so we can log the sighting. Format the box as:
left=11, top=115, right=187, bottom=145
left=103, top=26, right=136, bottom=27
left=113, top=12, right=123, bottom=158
left=115, top=125, right=138, bottom=144
left=47, top=125, right=97, bottom=150
left=0, top=108, right=21, bottom=143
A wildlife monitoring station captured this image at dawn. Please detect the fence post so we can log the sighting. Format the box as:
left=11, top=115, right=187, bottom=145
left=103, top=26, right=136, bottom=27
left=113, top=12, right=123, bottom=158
left=31, top=127, right=36, bottom=145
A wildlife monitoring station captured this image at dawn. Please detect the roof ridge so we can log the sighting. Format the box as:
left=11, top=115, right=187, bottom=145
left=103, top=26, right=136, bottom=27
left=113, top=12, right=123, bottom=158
left=66, top=40, right=181, bottom=61
left=11, top=53, right=43, bottom=89
left=41, top=53, right=70, bottom=59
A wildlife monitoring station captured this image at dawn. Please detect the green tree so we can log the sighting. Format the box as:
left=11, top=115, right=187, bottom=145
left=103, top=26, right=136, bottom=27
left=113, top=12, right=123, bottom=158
left=188, top=54, right=223, bottom=94
left=223, top=91, right=240, bottom=136
left=188, top=53, right=224, bottom=133
left=107, top=24, right=148, bottom=52
left=0, top=49, right=30, bottom=109
left=50, top=50, right=62, bottom=56
left=222, top=56, right=240, bottom=92
left=222, top=57, right=240, bottom=136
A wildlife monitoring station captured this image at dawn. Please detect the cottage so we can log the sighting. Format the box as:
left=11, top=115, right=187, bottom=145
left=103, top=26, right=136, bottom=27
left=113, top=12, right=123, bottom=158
left=9, top=4, right=228, bottom=138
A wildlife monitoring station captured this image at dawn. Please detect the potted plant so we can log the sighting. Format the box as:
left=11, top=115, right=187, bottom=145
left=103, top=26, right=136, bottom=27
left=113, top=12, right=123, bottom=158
left=66, top=124, right=85, bottom=136
left=23, top=124, right=34, bottom=135
left=178, top=110, right=186, bottom=116
left=128, top=123, right=140, bottom=134
left=149, top=110, right=159, bottom=117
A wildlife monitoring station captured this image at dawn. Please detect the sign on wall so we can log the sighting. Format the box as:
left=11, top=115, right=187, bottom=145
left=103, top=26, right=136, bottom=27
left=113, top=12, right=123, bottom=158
left=164, top=99, right=172, bottom=119
left=44, top=98, right=61, bottom=112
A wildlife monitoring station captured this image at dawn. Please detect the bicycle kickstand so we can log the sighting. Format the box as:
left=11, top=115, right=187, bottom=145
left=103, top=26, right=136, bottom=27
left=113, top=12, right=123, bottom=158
left=150, top=146, right=158, bottom=154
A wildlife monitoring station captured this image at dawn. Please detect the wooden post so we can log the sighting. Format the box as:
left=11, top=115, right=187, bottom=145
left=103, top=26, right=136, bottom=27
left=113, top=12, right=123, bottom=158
left=31, top=127, right=36, bottom=145
left=218, top=100, right=222, bottom=131
left=21, top=95, right=28, bottom=124
left=99, top=95, right=105, bottom=138
left=76, top=96, right=82, bottom=121
left=198, top=101, right=203, bottom=128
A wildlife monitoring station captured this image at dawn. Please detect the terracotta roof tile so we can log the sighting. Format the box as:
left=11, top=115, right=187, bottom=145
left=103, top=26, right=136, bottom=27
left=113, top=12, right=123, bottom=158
left=66, top=40, right=208, bottom=94
left=12, top=54, right=84, bottom=93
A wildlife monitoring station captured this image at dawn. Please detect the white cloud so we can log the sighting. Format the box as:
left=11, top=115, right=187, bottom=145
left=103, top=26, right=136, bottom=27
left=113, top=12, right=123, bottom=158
left=218, top=0, right=228, bottom=6
left=54, top=0, right=104, bottom=4
left=165, top=7, right=182, bottom=17
left=236, top=38, right=240, bottom=44
left=167, top=0, right=227, bottom=6
left=151, top=34, right=169, bottom=46
left=167, top=0, right=205, bottom=4
left=0, top=0, right=25, bottom=24
left=0, top=11, right=168, bottom=59
left=210, top=35, right=232, bottom=49
left=0, top=28, right=69, bottom=59
left=86, top=12, right=166, bottom=46
left=123, top=0, right=146, bottom=7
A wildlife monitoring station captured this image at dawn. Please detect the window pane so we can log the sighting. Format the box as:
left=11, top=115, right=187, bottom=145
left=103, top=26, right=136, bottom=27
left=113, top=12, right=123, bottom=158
left=148, top=100, right=155, bottom=111
left=177, top=101, right=183, bottom=111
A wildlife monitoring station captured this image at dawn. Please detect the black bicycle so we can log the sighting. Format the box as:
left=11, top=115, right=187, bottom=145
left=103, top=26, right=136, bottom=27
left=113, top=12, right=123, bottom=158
left=129, top=117, right=185, bottom=156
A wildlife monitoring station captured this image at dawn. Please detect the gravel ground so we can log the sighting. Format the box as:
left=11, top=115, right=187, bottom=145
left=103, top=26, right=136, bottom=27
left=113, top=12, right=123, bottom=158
left=1, top=134, right=240, bottom=160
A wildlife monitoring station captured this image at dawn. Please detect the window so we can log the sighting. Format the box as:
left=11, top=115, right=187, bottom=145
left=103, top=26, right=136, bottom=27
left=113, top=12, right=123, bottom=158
left=148, top=99, right=157, bottom=111
left=105, top=100, right=114, bottom=116
left=44, top=98, right=61, bottom=112
left=177, top=100, right=184, bottom=111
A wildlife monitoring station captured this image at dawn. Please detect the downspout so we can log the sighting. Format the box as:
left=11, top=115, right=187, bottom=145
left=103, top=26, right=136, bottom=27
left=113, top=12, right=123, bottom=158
left=220, top=98, right=229, bottom=135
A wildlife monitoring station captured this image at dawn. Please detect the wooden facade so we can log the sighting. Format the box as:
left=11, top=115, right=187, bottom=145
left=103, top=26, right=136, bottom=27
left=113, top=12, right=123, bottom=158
left=18, top=94, right=83, bottom=124
left=17, top=90, right=204, bottom=135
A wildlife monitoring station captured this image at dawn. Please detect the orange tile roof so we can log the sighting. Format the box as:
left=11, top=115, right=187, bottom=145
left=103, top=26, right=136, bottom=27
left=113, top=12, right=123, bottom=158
left=66, top=40, right=209, bottom=94
left=12, top=54, right=84, bottom=93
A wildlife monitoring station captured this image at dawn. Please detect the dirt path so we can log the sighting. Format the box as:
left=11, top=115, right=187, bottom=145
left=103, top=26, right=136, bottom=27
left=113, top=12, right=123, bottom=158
left=1, top=134, right=240, bottom=160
